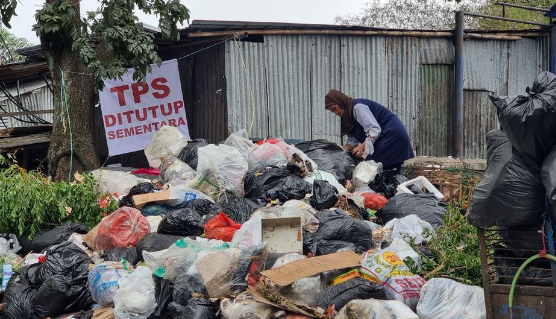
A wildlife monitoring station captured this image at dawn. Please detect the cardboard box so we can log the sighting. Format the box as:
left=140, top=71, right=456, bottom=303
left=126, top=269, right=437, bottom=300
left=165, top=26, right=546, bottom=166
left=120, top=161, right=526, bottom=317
left=132, top=190, right=171, bottom=209
left=195, top=248, right=240, bottom=298
left=261, top=216, right=302, bottom=259
left=261, top=250, right=363, bottom=287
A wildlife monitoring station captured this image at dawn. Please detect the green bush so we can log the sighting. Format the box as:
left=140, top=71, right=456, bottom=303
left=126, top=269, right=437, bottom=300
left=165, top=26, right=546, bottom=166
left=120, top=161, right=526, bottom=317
left=0, top=154, right=118, bottom=238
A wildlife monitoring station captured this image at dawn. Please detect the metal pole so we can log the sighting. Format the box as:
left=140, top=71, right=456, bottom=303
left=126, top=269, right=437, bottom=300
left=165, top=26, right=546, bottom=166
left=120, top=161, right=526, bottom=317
left=495, top=2, right=551, bottom=13
left=454, top=11, right=464, bottom=158
left=551, top=24, right=556, bottom=73
left=464, top=12, right=551, bottom=27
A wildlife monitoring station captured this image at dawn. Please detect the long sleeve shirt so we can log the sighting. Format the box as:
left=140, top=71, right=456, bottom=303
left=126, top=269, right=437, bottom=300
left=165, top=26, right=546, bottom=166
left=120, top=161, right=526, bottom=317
left=346, top=104, right=382, bottom=155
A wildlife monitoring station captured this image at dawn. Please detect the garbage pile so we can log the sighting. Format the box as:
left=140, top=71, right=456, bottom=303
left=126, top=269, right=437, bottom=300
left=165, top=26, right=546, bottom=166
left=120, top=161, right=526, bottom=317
left=469, top=71, right=556, bottom=261
left=0, top=125, right=486, bottom=319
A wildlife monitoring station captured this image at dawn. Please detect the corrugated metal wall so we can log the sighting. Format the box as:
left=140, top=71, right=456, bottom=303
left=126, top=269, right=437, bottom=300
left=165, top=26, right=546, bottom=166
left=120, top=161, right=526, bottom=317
left=0, top=84, right=53, bottom=129
left=226, top=35, right=549, bottom=159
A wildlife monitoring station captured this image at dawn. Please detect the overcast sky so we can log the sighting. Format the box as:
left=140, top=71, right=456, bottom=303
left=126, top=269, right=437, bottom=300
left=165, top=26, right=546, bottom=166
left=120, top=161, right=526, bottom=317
left=8, top=0, right=368, bottom=44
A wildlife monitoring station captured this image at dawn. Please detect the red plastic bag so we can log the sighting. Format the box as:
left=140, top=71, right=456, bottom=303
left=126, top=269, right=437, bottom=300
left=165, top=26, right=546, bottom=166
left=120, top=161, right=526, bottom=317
left=362, top=193, right=388, bottom=210
left=95, top=206, right=150, bottom=251
left=204, top=212, right=242, bottom=242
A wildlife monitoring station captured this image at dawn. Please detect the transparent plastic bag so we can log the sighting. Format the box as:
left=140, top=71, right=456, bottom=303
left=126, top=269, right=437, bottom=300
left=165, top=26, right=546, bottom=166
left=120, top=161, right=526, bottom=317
left=286, top=144, right=318, bottom=174
left=384, top=238, right=422, bottom=270
left=144, top=125, right=188, bottom=168
left=94, top=207, right=150, bottom=252
left=160, top=156, right=196, bottom=184
left=143, top=238, right=229, bottom=282
left=248, top=143, right=288, bottom=170
left=194, top=144, right=249, bottom=199
left=231, top=215, right=262, bottom=249
left=221, top=296, right=278, bottom=319
left=416, top=278, right=486, bottom=319
left=91, top=170, right=150, bottom=197
left=88, top=262, right=129, bottom=307
left=223, top=129, right=253, bottom=159
left=113, top=266, right=157, bottom=319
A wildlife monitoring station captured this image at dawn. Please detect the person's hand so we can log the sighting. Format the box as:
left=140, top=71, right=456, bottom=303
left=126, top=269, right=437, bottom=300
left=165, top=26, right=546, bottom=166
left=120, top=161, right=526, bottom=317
left=352, top=143, right=365, bottom=158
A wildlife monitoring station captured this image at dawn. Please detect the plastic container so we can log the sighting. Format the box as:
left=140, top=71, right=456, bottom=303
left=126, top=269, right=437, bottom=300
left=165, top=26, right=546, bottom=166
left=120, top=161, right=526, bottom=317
left=396, top=176, right=444, bottom=200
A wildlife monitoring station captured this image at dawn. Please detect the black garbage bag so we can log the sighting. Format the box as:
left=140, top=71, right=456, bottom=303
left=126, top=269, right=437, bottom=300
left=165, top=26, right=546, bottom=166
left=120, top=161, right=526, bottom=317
left=231, top=243, right=266, bottom=294
left=316, top=240, right=358, bottom=255
left=54, top=310, right=93, bottom=319
left=316, top=278, right=386, bottom=310
left=309, top=180, right=339, bottom=211
left=368, top=170, right=419, bottom=199
left=141, top=203, right=173, bottom=216
left=30, top=241, right=91, bottom=286
left=181, top=298, right=219, bottom=319
left=295, top=139, right=358, bottom=184
left=173, top=272, right=208, bottom=306
left=495, top=249, right=553, bottom=286
left=244, top=167, right=291, bottom=200
left=482, top=153, right=545, bottom=228
left=376, top=193, right=447, bottom=229
left=179, top=198, right=223, bottom=224
left=313, top=209, right=372, bottom=255
left=27, top=242, right=93, bottom=318
left=32, top=274, right=94, bottom=318
left=266, top=175, right=312, bottom=202
left=0, top=265, right=37, bottom=319
left=136, top=233, right=182, bottom=262
left=119, top=182, right=158, bottom=208
left=542, top=145, right=556, bottom=221
left=103, top=247, right=139, bottom=264
left=178, top=139, right=209, bottom=170
left=220, top=198, right=260, bottom=224
left=157, top=208, right=204, bottom=237
left=468, top=130, right=513, bottom=227
left=302, top=230, right=314, bottom=255
left=165, top=301, right=189, bottom=319
left=149, top=277, right=173, bottom=319
left=497, top=224, right=550, bottom=257
left=19, top=222, right=89, bottom=255
left=490, top=71, right=556, bottom=166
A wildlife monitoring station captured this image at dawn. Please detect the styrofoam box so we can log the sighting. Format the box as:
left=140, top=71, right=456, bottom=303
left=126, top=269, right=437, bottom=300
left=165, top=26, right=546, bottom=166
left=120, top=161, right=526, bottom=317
left=261, top=217, right=303, bottom=258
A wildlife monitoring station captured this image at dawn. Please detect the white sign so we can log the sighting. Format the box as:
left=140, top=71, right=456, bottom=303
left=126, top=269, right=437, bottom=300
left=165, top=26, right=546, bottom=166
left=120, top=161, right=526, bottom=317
left=99, top=59, right=189, bottom=156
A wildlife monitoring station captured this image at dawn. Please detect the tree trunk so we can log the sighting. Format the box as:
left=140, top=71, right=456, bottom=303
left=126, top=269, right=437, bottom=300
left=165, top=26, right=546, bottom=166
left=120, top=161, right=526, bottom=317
left=42, top=0, right=101, bottom=181
left=45, top=49, right=100, bottom=181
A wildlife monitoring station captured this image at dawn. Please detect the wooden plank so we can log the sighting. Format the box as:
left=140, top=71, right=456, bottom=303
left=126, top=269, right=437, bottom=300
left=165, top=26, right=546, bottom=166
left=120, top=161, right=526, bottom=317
left=0, top=133, right=51, bottom=150
left=0, top=110, right=53, bottom=118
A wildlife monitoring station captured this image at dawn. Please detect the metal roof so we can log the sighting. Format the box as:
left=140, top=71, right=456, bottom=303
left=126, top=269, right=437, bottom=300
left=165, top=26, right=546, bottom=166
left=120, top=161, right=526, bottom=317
left=0, top=60, right=48, bottom=82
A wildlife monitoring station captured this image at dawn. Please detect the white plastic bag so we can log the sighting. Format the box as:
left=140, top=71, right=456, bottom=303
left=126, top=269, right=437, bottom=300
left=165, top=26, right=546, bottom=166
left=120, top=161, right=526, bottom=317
left=248, top=143, right=288, bottom=170
left=385, top=237, right=422, bottom=270
left=223, top=129, right=253, bottom=159
left=146, top=216, right=163, bottom=233
left=220, top=297, right=277, bottom=319
left=336, top=299, right=419, bottom=319
left=353, top=160, right=382, bottom=189
left=194, top=144, right=249, bottom=199
left=113, top=266, right=157, bottom=319
left=0, top=234, right=21, bottom=255
left=88, top=262, right=128, bottom=307
left=231, top=215, right=263, bottom=249
left=416, top=278, right=486, bottom=319
left=159, top=156, right=196, bottom=184
left=303, top=170, right=347, bottom=193
left=286, top=144, right=318, bottom=172
left=384, top=214, right=435, bottom=245
left=91, top=170, right=150, bottom=197
left=144, top=125, right=188, bottom=168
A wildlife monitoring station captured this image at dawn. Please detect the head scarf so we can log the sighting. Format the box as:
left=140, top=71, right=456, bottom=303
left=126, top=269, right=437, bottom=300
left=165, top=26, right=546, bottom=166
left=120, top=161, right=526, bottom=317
left=325, top=89, right=354, bottom=135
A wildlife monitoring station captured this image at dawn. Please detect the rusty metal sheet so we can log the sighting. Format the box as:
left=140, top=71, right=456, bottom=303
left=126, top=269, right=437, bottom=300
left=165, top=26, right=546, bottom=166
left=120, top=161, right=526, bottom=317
left=463, top=40, right=508, bottom=93
left=420, top=38, right=454, bottom=64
